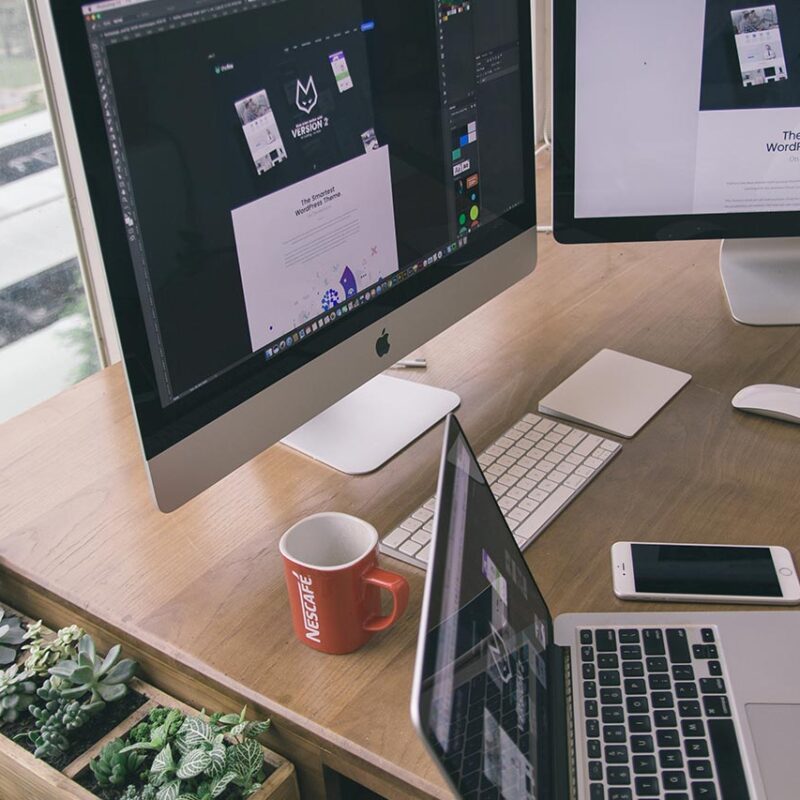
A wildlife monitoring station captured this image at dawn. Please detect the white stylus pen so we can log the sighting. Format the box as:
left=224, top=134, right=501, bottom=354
left=391, top=358, right=428, bottom=369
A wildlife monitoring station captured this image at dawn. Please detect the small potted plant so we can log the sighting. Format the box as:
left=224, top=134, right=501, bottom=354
left=0, top=603, right=297, bottom=800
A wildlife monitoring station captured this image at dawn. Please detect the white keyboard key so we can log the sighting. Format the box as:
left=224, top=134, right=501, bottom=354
left=514, top=420, right=533, bottom=432
left=554, top=424, right=572, bottom=435
left=539, top=479, right=557, bottom=492
left=506, top=429, right=524, bottom=442
left=383, top=528, right=408, bottom=548
left=536, top=460, right=555, bottom=474
left=593, top=448, right=611, bottom=460
left=534, top=419, right=556, bottom=433
left=497, top=455, right=515, bottom=468
left=412, top=508, right=433, bottom=522
left=601, top=439, right=620, bottom=452
left=575, top=434, right=603, bottom=456
left=508, top=507, right=528, bottom=523
left=493, top=484, right=508, bottom=498
left=523, top=431, right=544, bottom=444
left=523, top=413, right=542, bottom=425
left=412, top=529, right=431, bottom=545
left=485, top=445, right=504, bottom=458
left=549, top=470, right=566, bottom=483
left=566, top=453, right=583, bottom=466
left=487, top=463, right=504, bottom=477
left=516, top=478, right=536, bottom=492
left=575, top=465, right=594, bottom=478
left=555, top=462, right=575, bottom=475
left=495, top=436, right=514, bottom=449
left=423, top=498, right=436, bottom=511
left=499, top=474, right=517, bottom=487
left=513, top=535, right=526, bottom=548
left=529, top=447, right=547, bottom=461
left=509, top=465, right=527, bottom=479
left=544, top=451, right=563, bottom=464
left=399, top=540, right=421, bottom=556
left=519, top=498, right=539, bottom=512
left=584, top=456, right=603, bottom=469
left=538, top=440, right=555, bottom=452
left=531, top=489, right=548, bottom=502
left=509, top=520, right=521, bottom=532
left=564, top=474, right=586, bottom=490
left=400, top=517, right=420, bottom=533
left=422, top=520, right=433, bottom=533
left=555, top=443, right=572, bottom=455
left=478, top=454, right=495, bottom=468
left=499, top=496, right=516, bottom=511
left=417, top=544, right=431, bottom=563
left=529, top=469, right=546, bottom=482
left=507, top=487, right=526, bottom=501
left=507, top=446, right=525, bottom=459
left=545, top=431, right=562, bottom=444
left=514, top=485, right=576, bottom=542
left=519, top=456, right=536, bottom=469
left=563, top=430, right=586, bottom=447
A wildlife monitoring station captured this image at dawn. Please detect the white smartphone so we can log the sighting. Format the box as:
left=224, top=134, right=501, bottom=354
left=612, top=541, right=800, bottom=605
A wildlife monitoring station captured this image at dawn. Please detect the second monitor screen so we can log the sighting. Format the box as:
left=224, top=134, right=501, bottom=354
left=573, top=0, right=800, bottom=220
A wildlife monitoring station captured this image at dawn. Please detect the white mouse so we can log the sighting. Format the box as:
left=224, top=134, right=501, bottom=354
left=732, top=384, right=800, bottom=424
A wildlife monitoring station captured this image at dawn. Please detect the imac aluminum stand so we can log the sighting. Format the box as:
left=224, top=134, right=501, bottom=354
left=281, top=374, right=460, bottom=474
left=720, top=238, right=800, bottom=326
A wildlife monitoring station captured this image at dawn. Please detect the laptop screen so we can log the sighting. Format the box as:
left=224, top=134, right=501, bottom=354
left=413, top=415, right=555, bottom=800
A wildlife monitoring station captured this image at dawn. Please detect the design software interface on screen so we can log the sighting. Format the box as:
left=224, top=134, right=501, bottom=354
left=573, top=1, right=800, bottom=219
left=419, top=429, right=553, bottom=799
left=80, top=0, right=525, bottom=407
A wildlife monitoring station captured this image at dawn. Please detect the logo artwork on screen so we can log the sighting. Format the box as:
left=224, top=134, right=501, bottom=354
left=375, top=329, right=390, bottom=357
left=295, top=76, right=318, bottom=114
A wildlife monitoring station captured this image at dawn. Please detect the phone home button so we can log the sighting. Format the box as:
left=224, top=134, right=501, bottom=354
left=779, top=567, right=793, bottom=576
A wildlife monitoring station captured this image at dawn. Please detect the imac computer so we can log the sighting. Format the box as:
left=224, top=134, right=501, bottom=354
left=553, top=0, right=800, bottom=327
left=29, top=0, right=536, bottom=510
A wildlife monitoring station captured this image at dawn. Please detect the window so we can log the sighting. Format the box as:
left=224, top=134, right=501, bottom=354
left=0, top=0, right=101, bottom=423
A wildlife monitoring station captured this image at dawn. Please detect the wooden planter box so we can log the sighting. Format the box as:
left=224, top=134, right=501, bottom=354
left=0, top=605, right=299, bottom=800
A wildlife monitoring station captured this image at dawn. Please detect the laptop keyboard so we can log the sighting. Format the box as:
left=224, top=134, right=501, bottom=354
left=578, top=626, right=749, bottom=800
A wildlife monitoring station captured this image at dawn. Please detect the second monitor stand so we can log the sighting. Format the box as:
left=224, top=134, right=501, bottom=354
left=281, top=374, right=460, bottom=474
left=720, top=237, right=800, bottom=326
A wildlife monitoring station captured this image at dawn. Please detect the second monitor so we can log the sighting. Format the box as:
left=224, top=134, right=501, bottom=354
left=553, top=0, right=800, bottom=326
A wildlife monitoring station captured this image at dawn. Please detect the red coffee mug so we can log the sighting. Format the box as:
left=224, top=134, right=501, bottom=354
left=279, top=512, right=410, bottom=654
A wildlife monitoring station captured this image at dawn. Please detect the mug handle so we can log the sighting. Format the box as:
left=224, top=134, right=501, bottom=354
left=362, top=567, right=410, bottom=632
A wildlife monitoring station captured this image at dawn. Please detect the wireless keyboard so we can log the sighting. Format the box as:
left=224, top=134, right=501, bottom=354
left=379, top=412, right=621, bottom=569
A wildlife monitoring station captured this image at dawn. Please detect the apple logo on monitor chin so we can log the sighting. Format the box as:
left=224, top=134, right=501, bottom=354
left=375, top=329, right=390, bottom=357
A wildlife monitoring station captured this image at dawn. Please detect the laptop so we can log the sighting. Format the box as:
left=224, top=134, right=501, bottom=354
left=411, top=414, right=800, bottom=800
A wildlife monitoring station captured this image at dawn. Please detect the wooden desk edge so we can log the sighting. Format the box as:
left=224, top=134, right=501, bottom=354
left=0, top=569, right=449, bottom=799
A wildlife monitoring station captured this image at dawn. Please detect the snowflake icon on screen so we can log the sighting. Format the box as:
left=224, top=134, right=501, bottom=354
left=321, top=288, right=341, bottom=312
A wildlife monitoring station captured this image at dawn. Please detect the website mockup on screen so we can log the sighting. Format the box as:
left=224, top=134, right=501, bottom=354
left=574, top=1, right=800, bottom=219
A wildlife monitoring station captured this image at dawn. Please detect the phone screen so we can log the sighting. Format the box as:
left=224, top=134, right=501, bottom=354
left=631, top=544, right=782, bottom=597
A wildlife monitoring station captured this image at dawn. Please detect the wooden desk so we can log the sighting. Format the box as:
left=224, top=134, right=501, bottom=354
left=1, top=160, right=799, bottom=799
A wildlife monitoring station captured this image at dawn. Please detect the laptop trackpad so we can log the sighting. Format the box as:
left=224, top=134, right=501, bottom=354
left=745, top=704, right=800, bottom=800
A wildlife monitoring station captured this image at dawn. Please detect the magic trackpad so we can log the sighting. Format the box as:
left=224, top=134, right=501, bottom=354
left=745, top=704, right=800, bottom=800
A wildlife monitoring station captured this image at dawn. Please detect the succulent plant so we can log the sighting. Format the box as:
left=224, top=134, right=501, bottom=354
left=28, top=677, right=96, bottom=760
left=49, top=634, right=137, bottom=712
left=22, top=622, right=84, bottom=676
left=0, top=664, right=38, bottom=724
left=122, top=707, right=184, bottom=754
left=120, top=785, right=157, bottom=800
left=90, top=738, right=147, bottom=787
left=0, top=609, right=26, bottom=666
